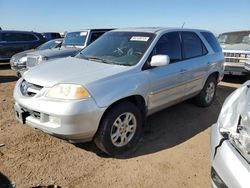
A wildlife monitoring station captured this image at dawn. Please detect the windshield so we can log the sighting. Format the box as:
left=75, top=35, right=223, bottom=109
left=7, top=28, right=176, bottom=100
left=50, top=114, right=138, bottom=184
left=36, top=39, right=62, bottom=50
left=218, top=31, right=250, bottom=44
left=76, top=31, right=155, bottom=66
left=62, top=31, right=87, bottom=46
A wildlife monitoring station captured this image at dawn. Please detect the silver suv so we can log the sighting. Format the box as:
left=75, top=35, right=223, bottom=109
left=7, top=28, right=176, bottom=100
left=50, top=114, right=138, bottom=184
left=13, top=27, right=224, bottom=155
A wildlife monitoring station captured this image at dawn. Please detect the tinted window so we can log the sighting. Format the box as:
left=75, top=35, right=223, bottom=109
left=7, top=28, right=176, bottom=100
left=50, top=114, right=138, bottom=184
left=2, top=33, right=37, bottom=42
left=89, top=32, right=105, bottom=43
left=24, top=34, right=37, bottom=41
left=181, top=32, right=205, bottom=59
left=201, top=32, right=222, bottom=52
left=154, top=32, right=182, bottom=63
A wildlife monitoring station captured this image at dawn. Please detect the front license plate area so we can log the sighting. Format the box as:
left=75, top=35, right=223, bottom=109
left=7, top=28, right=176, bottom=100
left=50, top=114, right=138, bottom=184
left=14, top=105, right=30, bottom=124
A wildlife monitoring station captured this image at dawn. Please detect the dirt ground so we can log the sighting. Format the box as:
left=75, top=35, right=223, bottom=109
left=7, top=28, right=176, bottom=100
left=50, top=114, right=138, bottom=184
left=0, top=63, right=246, bottom=188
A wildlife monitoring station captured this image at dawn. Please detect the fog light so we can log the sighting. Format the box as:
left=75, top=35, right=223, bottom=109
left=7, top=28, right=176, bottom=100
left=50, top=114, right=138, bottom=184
left=211, top=167, right=227, bottom=188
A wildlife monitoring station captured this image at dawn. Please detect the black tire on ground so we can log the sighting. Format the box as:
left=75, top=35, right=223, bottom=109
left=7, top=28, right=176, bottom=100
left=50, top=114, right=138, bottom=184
left=94, top=102, right=142, bottom=156
left=194, top=76, right=217, bottom=107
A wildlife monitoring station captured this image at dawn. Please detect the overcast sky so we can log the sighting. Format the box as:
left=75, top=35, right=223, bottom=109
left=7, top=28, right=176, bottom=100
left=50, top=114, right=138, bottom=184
left=1, top=0, right=249, bottom=34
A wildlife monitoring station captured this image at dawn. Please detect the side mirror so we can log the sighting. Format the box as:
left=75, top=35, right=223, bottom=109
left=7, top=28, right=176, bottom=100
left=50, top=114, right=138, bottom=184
left=150, top=55, right=170, bottom=67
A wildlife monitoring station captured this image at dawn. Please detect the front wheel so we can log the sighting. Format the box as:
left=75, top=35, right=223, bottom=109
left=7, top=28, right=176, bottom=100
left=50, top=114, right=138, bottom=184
left=194, top=76, right=217, bottom=107
left=94, top=102, right=142, bottom=156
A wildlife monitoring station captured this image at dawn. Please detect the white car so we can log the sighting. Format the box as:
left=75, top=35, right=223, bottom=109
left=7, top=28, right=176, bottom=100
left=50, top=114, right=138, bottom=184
left=211, top=81, right=250, bottom=187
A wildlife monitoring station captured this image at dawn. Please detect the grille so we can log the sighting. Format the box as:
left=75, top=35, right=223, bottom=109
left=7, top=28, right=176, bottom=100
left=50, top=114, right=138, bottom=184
left=224, top=52, right=249, bottom=64
left=27, top=56, right=39, bottom=68
left=20, top=80, right=43, bottom=97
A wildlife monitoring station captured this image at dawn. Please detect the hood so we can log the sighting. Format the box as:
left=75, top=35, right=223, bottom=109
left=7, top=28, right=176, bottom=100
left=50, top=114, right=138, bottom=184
left=218, top=81, right=250, bottom=162
left=24, top=57, right=131, bottom=87
left=221, top=43, right=250, bottom=52
left=27, top=46, right=81, bottom=59
left=12, top=49, right=35, bottom=60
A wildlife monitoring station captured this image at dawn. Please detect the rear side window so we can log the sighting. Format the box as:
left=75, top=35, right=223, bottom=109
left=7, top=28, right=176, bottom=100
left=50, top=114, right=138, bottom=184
left=181, top=32, right=206, bottom=59
left=201, top=32, right=222, bottom=52
left=23, top=34, right=37, bottom=41
left=89, top=32, right=105, bottom=43
left=154, top=32, right=182, bottom=63
left=2, top=33, right=37, bottom=42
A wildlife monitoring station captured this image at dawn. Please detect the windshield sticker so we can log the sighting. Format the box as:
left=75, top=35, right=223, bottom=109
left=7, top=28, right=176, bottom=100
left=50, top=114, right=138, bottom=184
left=130, top=36, right=149, bottom=42
left=80, top=32, right=88, bottom=36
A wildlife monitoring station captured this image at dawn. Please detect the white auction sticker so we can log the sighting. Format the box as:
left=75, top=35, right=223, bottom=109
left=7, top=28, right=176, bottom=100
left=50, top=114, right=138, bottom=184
left=130, top=36, right=149, bottom=42
left=80, top=32, right=88, bottom=36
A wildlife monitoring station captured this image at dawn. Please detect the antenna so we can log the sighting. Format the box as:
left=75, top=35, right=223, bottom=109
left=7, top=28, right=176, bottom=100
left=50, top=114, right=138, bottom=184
left=182, top=22, right=186, bottom=28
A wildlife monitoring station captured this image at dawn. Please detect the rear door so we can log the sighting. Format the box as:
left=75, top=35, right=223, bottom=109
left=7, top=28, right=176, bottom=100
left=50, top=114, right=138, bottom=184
left=179, top=31, right=209, bottom=96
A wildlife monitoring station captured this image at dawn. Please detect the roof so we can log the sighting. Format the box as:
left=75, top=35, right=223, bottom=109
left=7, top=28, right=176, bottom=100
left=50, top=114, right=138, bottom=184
left=219, top=30, right=250, bottom=35
left=112, top=27, right=210, bottom=34
left=0, top=30, right=40, bottom=34
left=74, top=29, right=114, bottom=32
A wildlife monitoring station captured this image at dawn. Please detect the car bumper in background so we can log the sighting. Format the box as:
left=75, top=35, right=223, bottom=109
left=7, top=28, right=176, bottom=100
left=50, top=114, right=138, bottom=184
left=224, top=62, right=249, bottom=75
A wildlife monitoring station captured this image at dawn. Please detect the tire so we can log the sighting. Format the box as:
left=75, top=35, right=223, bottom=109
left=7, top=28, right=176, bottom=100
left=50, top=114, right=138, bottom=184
left=94, top=102, right=142, bottom=156
left=194, top=76, right=217, bottom=107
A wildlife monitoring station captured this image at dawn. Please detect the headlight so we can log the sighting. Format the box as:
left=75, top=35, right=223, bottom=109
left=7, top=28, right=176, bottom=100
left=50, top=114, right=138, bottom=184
left=10, top=56, right=15, bottom=63
left=240, top=54, right=246, bottom=58
left=38, top=56, right=48, bottom=61
left=45, top=84, right=91, bottom=100
left=18, top=56, right=28, bottom=65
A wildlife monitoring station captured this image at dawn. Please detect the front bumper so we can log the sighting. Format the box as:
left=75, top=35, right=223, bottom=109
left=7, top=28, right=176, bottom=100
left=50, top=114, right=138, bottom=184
left=211, top=124, right=250, bottom=188
left=224, top=62, right=249, bottom=75
left=13, top=79, right=106, bottom=142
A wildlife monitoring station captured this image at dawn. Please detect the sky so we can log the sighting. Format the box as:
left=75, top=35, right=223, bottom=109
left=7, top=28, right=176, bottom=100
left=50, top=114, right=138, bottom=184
left=0, top=0, right=249, bottom=35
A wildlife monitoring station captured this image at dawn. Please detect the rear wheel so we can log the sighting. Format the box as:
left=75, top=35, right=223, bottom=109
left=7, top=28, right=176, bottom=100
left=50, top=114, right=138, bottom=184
left=94, top=102, right=142, bottom=156
left=194, top=76, right=217, bottom=107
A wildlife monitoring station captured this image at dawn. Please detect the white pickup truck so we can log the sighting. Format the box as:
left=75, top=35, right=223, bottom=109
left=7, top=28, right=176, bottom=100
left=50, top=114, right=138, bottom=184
left=218, top=30, right=250, bottom=76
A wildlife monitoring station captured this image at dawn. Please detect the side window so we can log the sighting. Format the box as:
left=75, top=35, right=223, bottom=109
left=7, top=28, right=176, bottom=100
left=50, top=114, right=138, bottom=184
left=89, top=32, right=105, bottom=43
left=22, top=34, right=37, bottom=41
left=2, top=33, right=23, bottom=42
left=2, top=33, right=37, bottom=42
left=201, top=32, right=222, bottom=52
left=154, top=32, right=182, bottom=63
left=181, top=32, right=207, bottom=59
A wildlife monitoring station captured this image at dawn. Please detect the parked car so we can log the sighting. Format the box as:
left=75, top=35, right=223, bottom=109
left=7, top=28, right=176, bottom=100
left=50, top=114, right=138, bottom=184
left=0, top=30, right=46, bottom=61
left=210, top=81, right=250, bottom=188
left=218, top=30, right=250, bottom=76
left=25, top=29, right=112, bottom=69
left=42, top=32, right=62, bottom=41
left=10, top=38, right=63, bottom=77
left=14, top=27, right=224, bottom=155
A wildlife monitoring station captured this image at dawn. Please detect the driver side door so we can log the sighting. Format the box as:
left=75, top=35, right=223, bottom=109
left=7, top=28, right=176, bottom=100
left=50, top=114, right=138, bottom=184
left=145, top=32, right=188, bottom=114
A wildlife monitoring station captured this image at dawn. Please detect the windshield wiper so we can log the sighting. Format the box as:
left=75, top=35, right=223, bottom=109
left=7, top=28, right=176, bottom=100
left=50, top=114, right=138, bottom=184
left=81, top=55, right=111, bottom=64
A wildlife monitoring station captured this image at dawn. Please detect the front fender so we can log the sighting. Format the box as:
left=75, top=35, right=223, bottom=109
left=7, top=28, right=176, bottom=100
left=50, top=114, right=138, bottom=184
left=86, top=72, right=149, bottom=108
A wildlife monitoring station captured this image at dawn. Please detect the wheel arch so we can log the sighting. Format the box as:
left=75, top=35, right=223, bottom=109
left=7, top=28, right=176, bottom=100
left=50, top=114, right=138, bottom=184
left=99, top=95, right=147, bottom=127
